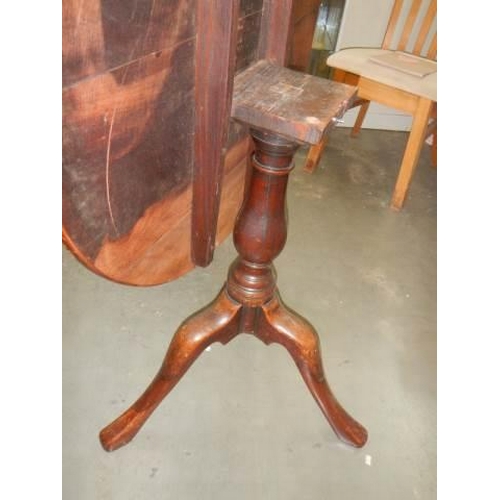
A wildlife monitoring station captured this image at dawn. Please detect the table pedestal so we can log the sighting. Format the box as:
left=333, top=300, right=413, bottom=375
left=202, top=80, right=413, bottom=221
left=100, top=127, right=367, bottom=452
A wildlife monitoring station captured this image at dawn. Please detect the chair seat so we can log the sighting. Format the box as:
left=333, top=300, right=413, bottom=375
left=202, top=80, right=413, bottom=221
left=327, top=48, right=437, bottom=102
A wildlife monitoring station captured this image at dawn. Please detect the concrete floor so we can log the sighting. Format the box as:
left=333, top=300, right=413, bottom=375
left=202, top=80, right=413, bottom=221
left=63, top=128, right=436, bottom=499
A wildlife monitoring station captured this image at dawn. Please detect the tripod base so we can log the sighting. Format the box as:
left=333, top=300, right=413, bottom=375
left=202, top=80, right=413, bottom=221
left=101, top=66, right=367, bottom=452
left=100, top=287, right=367, bottom=452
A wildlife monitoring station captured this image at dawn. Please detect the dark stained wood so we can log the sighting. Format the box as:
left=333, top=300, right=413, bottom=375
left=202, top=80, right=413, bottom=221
left=192, top=0, right=240, bottom=267
left=62, top=0, right=261, bottom=285
left=63, top=0, right=367, bottom=454
left=62, top=0, right=196, bottom=87
left=99, top=287, right=242, bottom=451
left=231, top=60, right=356, bottom=144
left=234, top=6, right=264, bottom=73
left=63, top=37, right=196, bottom=264
left=79, top=138, right=249, bottom=286
left=192, top=0, right=270, bottom=267
left=289, top=0, right=322, bottom=72
left=239, top=0, right=263, bottom=17
left=63, top=0, right=200, bottom=285
left=100, top=69, right=366, bottom=452
left=228, top=0, right=266, bottom=154
left=258, top=292, right=367, bottom=448
left=63, top=0, right=347, bottom=284
left=63, top=136, right=249, bottom=286
left=258, top=0, right=294, bottom=64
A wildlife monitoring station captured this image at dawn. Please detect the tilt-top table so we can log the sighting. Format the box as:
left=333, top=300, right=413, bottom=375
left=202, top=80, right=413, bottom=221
left=99, top=60, right=368, bottom=452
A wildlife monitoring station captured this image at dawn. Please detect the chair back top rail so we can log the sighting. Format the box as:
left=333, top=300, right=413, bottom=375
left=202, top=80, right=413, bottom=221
left=382, top=0, right=437, bottom=60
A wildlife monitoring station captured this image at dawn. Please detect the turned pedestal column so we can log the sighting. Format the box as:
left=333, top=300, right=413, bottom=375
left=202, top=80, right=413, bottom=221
left=100, top=60, right=368, bottom=452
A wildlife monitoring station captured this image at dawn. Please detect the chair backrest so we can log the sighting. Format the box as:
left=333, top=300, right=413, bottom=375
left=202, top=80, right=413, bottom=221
left=382, top=0, right=437, bottom=60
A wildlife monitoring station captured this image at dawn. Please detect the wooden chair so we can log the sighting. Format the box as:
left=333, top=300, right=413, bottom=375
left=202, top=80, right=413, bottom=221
left=304, top=0, right=437, bottom=210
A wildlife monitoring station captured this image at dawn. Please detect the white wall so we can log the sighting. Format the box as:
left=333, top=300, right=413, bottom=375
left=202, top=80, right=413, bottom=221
left=335, top=0, right=413, bottom=131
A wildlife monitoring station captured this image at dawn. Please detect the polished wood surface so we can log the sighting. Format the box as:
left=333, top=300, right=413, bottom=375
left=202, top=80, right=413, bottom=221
left=99, top=287, right=242, bottom=450
left=258, top=0, right=294, bottom=64
left=192, top=0, right=241, bottom=267
left=289, top=0, right=322, bottom=72
left=100, top=63, right=366, bottom=452
left=63, top=0, right=263, bottom=285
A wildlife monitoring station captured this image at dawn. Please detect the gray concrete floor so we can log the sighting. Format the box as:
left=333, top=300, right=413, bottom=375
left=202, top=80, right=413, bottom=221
left=63, top=128, right=436, bottom=499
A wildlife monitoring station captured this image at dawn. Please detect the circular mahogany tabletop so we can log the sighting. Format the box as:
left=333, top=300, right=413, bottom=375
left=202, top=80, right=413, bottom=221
left=62, top=0, right=247, bottom=285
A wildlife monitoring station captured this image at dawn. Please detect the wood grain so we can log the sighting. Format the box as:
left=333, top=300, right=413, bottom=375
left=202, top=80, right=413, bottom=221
left=64, top=0, right=332, bottom=285
left=232, top=61, right=356, bottom=145
left=63, top=39, right=196, bottom=260
left=382, top=0, right=403, bottom=49
left=62, top=0, right=196, bottom=87
left=192, top=0, right=240, bottom=267
left=414, top=0, right=437, bottom=56
left=92, top=137, right=250, bottom=285
left=100, top=127, right=367, bottom=451
left=390, top=97, right=433, bottom=209
left=235, top=6, right=264, bottom=73
left=258, top=0, right=294, bottom=65
left=398, top=0, right=423, bottom=52
left=289, top=0, right=322, bottom=72
left=62, top=0, right=259, bottom=285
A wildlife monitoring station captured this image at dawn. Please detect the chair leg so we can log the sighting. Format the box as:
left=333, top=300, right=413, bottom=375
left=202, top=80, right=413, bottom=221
left=351, top=101, right=370, bottom=137
left=303, top=136, right=328, bottom=173
left=390, top=97, right=434, bottom=210
left=302, top=68, right=351, bottom=174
